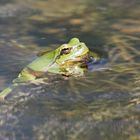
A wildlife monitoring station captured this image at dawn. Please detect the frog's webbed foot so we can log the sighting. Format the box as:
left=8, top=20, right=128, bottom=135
left=30, top=78, right=48, bottom=85
left=63, top=66, right=85, bottom=77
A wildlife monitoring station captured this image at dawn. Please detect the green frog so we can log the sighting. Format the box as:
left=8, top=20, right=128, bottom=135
left=0, top=38, right=99, bottom=100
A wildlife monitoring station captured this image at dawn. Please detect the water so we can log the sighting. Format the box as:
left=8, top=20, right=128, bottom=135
left=0, top=0, right=140, bottom=140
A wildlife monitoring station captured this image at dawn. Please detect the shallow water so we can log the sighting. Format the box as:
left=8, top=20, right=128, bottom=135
left=0, top=0, right=140, bottom=140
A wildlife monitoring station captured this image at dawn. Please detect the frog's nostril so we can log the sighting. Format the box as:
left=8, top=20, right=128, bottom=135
left=78, top=45, right=82, bottom=49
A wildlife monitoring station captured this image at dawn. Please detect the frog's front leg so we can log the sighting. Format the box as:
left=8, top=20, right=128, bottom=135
left=63, top=65, right=85, bottom=77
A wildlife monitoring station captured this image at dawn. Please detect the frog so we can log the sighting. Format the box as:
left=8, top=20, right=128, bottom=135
left=0, top=38, right=100, bottom=100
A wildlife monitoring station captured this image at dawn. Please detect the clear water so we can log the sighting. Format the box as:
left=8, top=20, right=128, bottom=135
left=0, top=0, right=140, bottom=140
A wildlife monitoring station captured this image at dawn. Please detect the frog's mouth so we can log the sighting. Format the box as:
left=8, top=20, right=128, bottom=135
left=61, top=53, right=90, bottom=66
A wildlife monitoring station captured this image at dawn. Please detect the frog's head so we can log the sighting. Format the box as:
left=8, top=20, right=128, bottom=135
left=54, top=38, right=89, bottom=65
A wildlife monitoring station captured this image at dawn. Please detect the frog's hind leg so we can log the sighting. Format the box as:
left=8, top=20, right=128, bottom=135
left=0, top=69, right=35, bottom=100
left=0, top=83, right=18, bottom=100
left=13, top=68, right=36, bottom=83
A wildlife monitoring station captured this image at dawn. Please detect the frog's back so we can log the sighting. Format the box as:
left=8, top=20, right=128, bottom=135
left=27, top=51, right=55, bottom=72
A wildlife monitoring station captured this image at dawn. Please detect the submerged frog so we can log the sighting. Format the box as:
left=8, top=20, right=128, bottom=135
left=0, top=38, right=100, bottom=100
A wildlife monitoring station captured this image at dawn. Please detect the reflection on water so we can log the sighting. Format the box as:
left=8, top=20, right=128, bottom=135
left=0, top=0, right=140, bottom=139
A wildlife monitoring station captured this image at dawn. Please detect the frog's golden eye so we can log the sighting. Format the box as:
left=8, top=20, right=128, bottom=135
left=60, top=48, right=71, bottom=55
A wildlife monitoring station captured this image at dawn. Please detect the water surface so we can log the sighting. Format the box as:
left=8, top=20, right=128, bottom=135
left=0, top=0, right=140, bottom=140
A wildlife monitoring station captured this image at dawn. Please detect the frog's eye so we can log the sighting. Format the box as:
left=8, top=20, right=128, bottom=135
left=60, top=48, right=71, bottom=55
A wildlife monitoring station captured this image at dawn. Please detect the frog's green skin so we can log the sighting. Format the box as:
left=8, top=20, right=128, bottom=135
left=0, top=38, right=99, bottom=100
